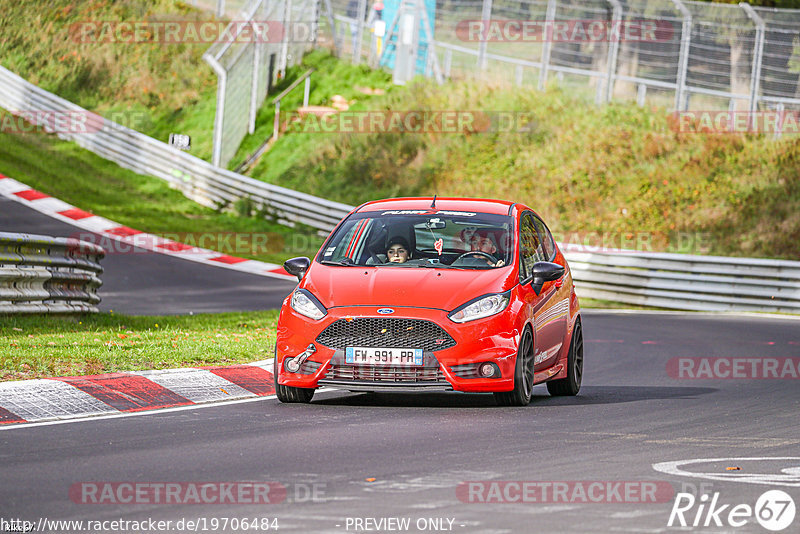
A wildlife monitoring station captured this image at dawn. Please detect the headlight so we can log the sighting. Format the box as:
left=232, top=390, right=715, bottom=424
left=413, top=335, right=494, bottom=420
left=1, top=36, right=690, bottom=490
left=448, top=291, right=511, bottom=323
left=290, top=289, right=327, bottom=320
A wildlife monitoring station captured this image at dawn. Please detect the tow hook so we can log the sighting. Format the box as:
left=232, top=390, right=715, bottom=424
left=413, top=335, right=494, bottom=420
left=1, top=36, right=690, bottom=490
left=284, top=344, right=316, bottom=373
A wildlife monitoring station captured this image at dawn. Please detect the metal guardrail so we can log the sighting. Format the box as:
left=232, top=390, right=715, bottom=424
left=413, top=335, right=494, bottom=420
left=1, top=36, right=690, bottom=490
left=0, top=65, right=354, bottom=232
left=0, top=232, right=105, bottom=314
left=562, top=246, right=800, bottom=313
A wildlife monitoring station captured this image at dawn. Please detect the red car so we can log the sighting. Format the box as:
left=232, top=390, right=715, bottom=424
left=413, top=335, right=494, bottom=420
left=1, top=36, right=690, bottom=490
left=275, top=198, right=582, bottom=406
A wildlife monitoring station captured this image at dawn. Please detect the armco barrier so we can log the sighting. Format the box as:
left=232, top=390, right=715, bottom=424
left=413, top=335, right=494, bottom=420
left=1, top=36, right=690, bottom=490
left=563, top=245, right=800, bottom=313
left=0, top=66, right=353, bottom=233
left=0, top=232, right=105, bottom=314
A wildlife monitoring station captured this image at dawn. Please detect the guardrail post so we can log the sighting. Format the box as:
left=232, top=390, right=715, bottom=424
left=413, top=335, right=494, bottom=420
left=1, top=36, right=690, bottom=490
left=740, top=2, right=765, bottom=119
left=670, top=0, right=692, bottom=111
left=538, top=0, right=556, bottom=90
left=477, top=0, right=493, bottom=70
left=605, top=0, right=622, bottom=103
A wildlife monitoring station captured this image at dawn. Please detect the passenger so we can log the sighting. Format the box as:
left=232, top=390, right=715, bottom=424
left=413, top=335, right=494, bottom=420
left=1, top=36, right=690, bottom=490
left=386, top=236, right=411, bottom=263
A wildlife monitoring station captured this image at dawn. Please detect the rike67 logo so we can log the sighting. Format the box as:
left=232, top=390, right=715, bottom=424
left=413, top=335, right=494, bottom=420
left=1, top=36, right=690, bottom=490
left=668, top=490, right=796, bottom=531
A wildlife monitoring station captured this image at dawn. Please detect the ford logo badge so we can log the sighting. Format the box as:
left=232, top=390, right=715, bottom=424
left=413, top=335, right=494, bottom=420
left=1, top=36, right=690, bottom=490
left=377, top=308, right=394, bottom=314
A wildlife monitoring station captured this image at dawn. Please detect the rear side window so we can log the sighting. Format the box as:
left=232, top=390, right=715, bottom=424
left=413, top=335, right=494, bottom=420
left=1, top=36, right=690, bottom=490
left=532, top=216, right=556, bottom=260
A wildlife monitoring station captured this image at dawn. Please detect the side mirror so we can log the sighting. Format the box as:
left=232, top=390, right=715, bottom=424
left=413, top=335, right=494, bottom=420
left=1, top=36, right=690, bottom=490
left=284, top=256, right=311, bottom=282
left=531, top=261, right=565, bottom=295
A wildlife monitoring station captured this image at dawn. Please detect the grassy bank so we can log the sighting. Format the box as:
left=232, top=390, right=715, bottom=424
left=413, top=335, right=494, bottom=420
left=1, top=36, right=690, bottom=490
left=0, top=311, right=279, bottom=381
left=252, top=72, right=800, bottom=260
left=0, top=120, right=324, bottom=264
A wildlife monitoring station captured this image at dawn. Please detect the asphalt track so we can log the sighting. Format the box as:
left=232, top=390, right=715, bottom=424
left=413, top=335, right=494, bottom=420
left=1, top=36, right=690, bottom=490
left=0, top=197, right=296, bottom=314
left=2, top=312, right=799, bottom=533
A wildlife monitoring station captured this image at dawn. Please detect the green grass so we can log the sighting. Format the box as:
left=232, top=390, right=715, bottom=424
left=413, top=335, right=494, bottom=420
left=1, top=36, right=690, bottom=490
left=0, top=117, right=325, bottom=264
left=0, top=0, right=223, bottom=158
left=0, top=311, right=278, bottom=382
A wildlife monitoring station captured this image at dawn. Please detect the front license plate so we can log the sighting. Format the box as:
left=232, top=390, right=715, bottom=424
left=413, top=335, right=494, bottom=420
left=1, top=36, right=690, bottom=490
left=345, top=347, right=423, bottom=365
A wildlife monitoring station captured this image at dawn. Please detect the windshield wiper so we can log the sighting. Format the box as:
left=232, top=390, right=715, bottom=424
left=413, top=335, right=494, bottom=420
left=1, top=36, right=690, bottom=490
left=319, top=259, right=357, bottom=266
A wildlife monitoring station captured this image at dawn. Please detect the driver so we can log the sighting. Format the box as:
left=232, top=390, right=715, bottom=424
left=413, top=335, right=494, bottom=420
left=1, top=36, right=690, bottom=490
left=469, top=230, right=505, bottom=267
left=386, top=236, right=411, bottom=263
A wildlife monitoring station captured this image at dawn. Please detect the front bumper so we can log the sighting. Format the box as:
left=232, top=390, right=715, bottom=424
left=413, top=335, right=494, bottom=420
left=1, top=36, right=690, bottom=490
left=276, top=304, right=519, bottom=393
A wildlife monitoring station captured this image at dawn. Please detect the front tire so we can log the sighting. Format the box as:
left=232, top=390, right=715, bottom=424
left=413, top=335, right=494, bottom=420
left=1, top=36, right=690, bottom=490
left=546, top=319, right=583, bottom=396
left=274, top=353, right=315, bottom=403
left=494, top=328, right=534, bottom=407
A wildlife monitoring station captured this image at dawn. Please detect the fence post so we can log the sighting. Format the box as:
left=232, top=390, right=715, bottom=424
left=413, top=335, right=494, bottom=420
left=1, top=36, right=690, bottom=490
left=217, top=0, right=226, bottom=17
left=444, top=48, right=452, bottom=78
left=204, top=54, right=227, bottom=168
left=740, top=2, right=765, bottom=117
left=478, top=0, right=493, bottom=69
left=353, top=0, right=368, bottom=63
left=279, top=0, right=293, bottom=77
left=538, top=0, right=556, bottom=90
left=775, top=102, right=784, bottom=139
left=670, top=0, right=692, bottom=111
left=605, top=0, right=622, bottom=102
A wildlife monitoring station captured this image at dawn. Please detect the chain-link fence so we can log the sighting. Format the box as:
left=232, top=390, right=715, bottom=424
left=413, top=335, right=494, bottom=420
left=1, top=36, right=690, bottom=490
left=319, top=0, right=800, bottom=114
left=202, top=0, right=320, bottom=168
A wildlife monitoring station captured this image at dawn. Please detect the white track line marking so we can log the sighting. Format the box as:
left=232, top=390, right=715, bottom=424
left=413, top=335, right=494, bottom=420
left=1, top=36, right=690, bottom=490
left=653, top=457, right=800, bottom=487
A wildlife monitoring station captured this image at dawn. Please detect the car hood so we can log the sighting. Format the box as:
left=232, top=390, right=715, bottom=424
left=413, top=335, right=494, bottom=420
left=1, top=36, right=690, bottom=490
left=303, top=264, right=517, bottom=311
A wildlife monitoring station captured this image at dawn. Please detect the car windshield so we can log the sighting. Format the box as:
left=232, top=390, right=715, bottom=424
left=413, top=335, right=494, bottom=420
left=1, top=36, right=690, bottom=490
left=318, top=209, right=514, bottom=269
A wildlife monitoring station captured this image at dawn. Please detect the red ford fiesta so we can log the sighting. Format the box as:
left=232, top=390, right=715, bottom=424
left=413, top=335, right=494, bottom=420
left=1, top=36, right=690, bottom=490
left=275, top=197, right=583, bottom=406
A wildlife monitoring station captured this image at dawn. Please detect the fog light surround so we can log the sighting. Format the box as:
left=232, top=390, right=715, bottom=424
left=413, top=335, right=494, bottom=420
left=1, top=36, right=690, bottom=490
left=479, top=362, right=499, bottom=378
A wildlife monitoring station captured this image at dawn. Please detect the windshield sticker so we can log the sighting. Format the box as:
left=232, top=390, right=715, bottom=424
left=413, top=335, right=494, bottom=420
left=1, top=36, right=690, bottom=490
left=324, top=247, right=336, bottom=256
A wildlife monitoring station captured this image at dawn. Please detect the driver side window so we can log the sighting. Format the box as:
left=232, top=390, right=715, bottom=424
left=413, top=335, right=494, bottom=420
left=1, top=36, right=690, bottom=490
left=519, top=213, right=545, bottom=280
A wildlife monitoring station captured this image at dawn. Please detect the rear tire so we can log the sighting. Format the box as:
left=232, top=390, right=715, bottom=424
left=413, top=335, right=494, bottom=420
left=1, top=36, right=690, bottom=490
left=494, top=328, right=534, bottom=407
left=546, top=319, right=583, bottom=396
left=274, top=352, right=315, bottom=403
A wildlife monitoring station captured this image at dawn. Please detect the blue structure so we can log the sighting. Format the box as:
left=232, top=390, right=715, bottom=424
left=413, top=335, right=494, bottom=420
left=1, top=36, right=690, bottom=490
left=379, top=0, right=437, bottom=76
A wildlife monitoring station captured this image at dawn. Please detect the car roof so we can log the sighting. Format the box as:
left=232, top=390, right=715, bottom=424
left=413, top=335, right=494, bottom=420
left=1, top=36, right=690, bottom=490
left=356, top=197, right=519, bottom=216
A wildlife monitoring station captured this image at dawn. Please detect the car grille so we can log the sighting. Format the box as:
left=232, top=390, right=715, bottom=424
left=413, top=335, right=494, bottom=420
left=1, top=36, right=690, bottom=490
left=325, top=364, right=445, bottom=382
left=315, top=318, right=456, bottom=351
